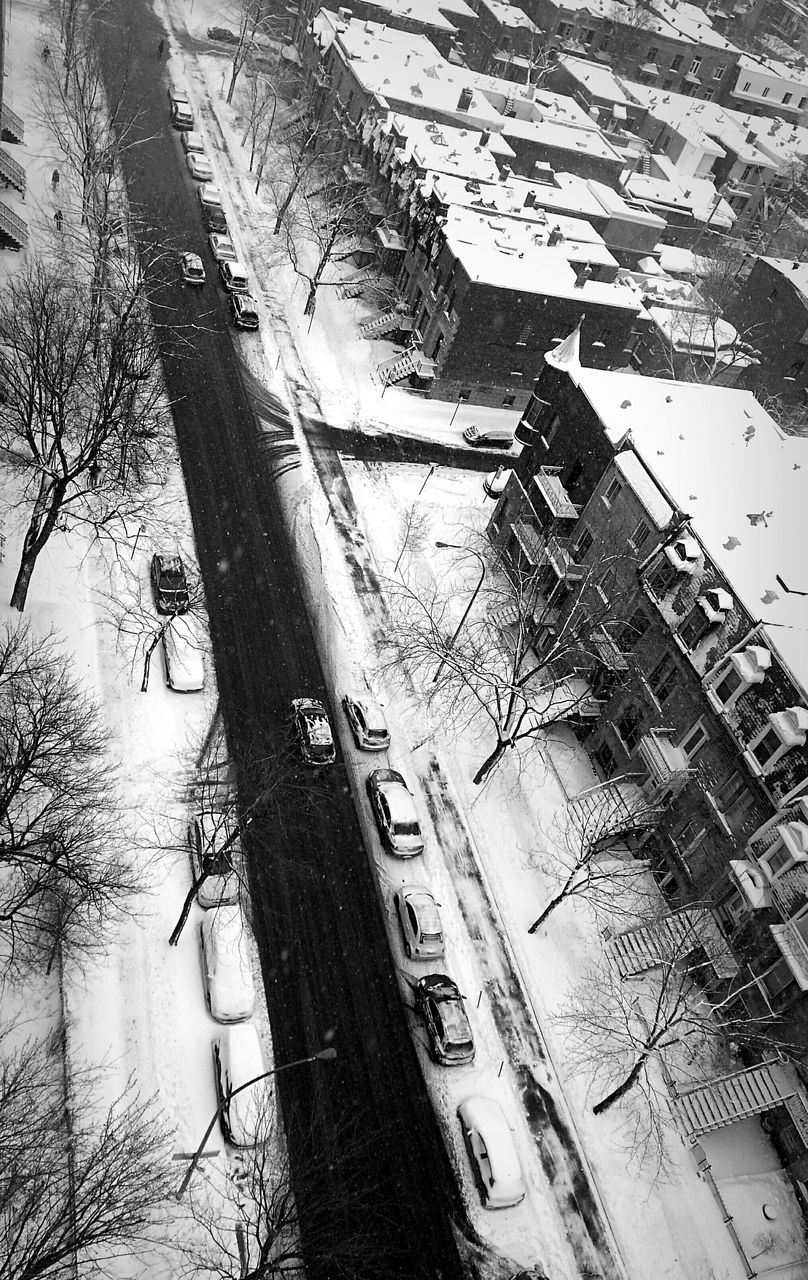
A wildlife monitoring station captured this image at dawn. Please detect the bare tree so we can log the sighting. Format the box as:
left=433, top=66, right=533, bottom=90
left=527, top=791, right=658, bottom=933
left=0, top=621, right=139, bottom=973
left=0, top=1029, right=174, bottom=1280
left=184, top=1096, right=398, bottom=1280
left=602, top=2, right=652, bottom=76
left=555, top=922, right=804, bottom=1167
left=284, top=175, right=375, bottom=317
left=226, top=0, right=284, bottom=105
left=268, top=108, right=343, bottom=238
left=382, top=530, right=638, bottom=785
left=0, top=258, right=171, bottom=611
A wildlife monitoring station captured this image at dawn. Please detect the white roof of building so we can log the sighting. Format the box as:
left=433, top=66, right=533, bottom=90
left=540, top=0, right=739, bottom=49
left=574, top=366, right=808, bottom=686
left=387, top=113, right=512, bottom=177
left=442, top=206, right=646, bottom=309
left=556, top=55, right=636, bottom=105
left=477, top=0, right=539, bottom=29
left=433, top=173, right=611, bottom=238
left=737, top=52, right=808, bottom=88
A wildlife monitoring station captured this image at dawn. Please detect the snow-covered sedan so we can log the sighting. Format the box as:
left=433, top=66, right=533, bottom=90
left=200, top=905, right=255, bottom=1023
left=208, top=232, right=237, bottom=263
left=394, top=885, right=444, bottom=960
left=457, top=1095, right=526, bottom=1209
left=188, top=812, right=240, bottom=909
left=367, top=769, right=424, bottom=856
left=180, top=251, right=205, bottom=285
left=219, top=260, right=249, bottom=293
left=414, top=973, right=474, bottom=1066
left=181, top=130, right=205, bottom=154
left=230, top=293, right=259, bottom=330
left=150, top=553, right=190, bottom=614
left=186, top=152, right=214, bottom=182
left=291, top=698, right=336, bottom=765
left=342, top=694, right=390, bottom=752
left=163, top=615, right=204, bottom=692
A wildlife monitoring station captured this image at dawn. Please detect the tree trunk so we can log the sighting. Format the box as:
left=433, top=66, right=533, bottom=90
left=274, top=176, right=302, bottom=234
left=169, top=881, right=201, bottom=946
left=472, top=738, right=508, bottom=786
left=10, top=478, right=63, bottom=611
left=592, top=1051, right=650, bottom=1115
left=527, top=891, right=567, bottom=934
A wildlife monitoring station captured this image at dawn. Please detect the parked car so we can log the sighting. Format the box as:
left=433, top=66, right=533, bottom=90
left=367, top=769, right=424, bottom=856
left=187, top=152, right=214, bottom=182
left=197, top=183, right=223, bottom=211
left=414, top=973, right=474, bottom=1065
left=150, top=553, right=190, bottom=614
left=202, top=204, right=228, bottom=234
left=171, top=101, right=194, bottom=131
left=230, top=293, right=259, bottom=330
left=483, top=467, right=511, bottom=498
left=180, top=251, right=205, bottom=285
left=457, top=1096, right=526, bottom=1209
left=212, top=1024, right=268, bottom=1147
left=342, top=694, right=390, bottom=752
left=167, top=80, right=190, bottom=109
left=188, top=812, right=240, bottom=909
left=291, top=698, right=336, bottom=765
left=463, top=425, right=514, bottom=450
left=163, top=615, right=204, bottom=692
left=208, top=25, right=239, bottom=42
left=181, top=130, right=205, bottom=154
left=394, top=885, right=444, bottom=960
left=208, top=232, right=237, bottom=263
left=219, top=260, right=249, bottom=293
left=200, top=905, right=255, bottom=1023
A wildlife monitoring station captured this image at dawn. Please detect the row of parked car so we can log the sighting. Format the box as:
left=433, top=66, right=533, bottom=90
left=169, top=83, right=260, bottom=330
left=288, top=691, right=527, bottom=1210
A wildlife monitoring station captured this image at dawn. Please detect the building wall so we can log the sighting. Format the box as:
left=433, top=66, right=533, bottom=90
left=727, top=258, right=808, bottom=405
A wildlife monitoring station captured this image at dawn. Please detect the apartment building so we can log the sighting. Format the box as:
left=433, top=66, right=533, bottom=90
left=728, top=53, right=808, bottom=121
left=463, top=0, right=544, bottom=80
left=726, top=255, right=808, bottom=404
left=488, top=338, right=808, bottom=1184
left=294, top=0, right=478, bottom=56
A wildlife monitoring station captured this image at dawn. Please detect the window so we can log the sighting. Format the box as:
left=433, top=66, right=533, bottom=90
left=741, top=163, right=757, bottom=182
left=616, top=707, right=642, bottom=751
left=670, top=54, right=683, bottom=71
left=544, top=412, right=561, bottom=445
left=593, top=742, right=617, bottom=777
left=764, top=842, right=793, bottom=877
left=629, top=519, right=652, bottom=553
left=762, top=86, right=770, bottom=98
left=679, top=720, right=708, bottom=760
left=769, top=285, right=778, bottom=301
left=596, top=566, right=617, bottom=605
left=741, top=80, right=751, bottom=92
left=582, top=27, right=595, bottom=44
left=689, top=57, right=702, bottom=75
left=718, top=886, right=749, bottom=933
left=647, top=45, right=659, bottom=61
left=612, top=607, right=650, bottom=651
left=678, top=605, right=711, bottom=651
left=800, top=97, right=808, bottom=109
left=602, top=475, right=623, bottom=508
left=703, top=87, right=715, bottom=101
left=712, top=665, right=745, bottom=708
left=676, top=818, right=707, bottom=859
left=646, top=557, right=678, bottom=597
left=756, top=957, right=798, bottom=1009
left=713, top=65, right=725, bottom=80
left=502, top=393, right=516, bottom=407
left=557, top=21, right=573, bottom=37
left=783, top=92, right=792, bottom=105
left=647, top=653, right=678, bottom=702
left=573, top=527, right=593, bottom=560
left=516, top=321, right=533, bottom=346
left=711, top=772, right=753, bottom=835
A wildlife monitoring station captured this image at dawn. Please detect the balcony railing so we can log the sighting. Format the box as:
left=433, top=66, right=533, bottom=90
left=545, top=534, right=583, bottom=582
left=770, top=915, right=808, bottom=991
left=532, top=467, right=580, bottom=521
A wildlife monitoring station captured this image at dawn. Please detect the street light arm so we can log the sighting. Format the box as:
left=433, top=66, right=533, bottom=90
left=177, top=1047, right=336, bottom=1198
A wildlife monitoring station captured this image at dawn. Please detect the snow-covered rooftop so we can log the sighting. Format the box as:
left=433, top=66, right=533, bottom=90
left=539, top=0, right=740, bottom=49
left=441, top=207, right=647, bottom=309
left=386, top=113, right=513, bottom=179
left=557, top=55, right=639, bottom=106
left=575, top=367, right=808, bottom=687
left=759, top=256, right=808, bottom=304
left=476, top=0, right=540, bottom=30
left=348, top=0, right=462, bottom=31
left=432, top=173, right=611, bottom=240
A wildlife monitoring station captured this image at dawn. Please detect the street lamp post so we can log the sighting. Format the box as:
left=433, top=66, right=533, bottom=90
left=432, top=541, right=486, bottom=684
left=176, top=1045, right=337, bottom=1198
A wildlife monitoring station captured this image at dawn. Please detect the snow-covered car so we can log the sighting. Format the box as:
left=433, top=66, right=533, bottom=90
left=202, top=203, right=228, bottom=233
left=219, top=260, right=249, bottom=293
left=188, top=812, right=240, bottom=909
left=197, top=182, right=223, bottom=211
left=171, top=101, right=194, bottom=131
left=230, top=293, right=259, bottom=330
left=291, top=698, right=336, bottom=766
left=212, top=1024, right=268, bottom=1147
left=186, top=152, right=213, bottom=182
left=342, top=694, right=390, bottom=752
left=414, top=973, right=474, bottom=1066
left=150, top=553, right=190, bottom=614
left=463, top=425, right=514, bottom=450
left=163, top=615, right=204, bottom=692
left=200, top=905, right=255, bottom=1023
left=180, top=252, right=205, bottom=285
left=483, top=467, right=511, bottom=498
left=167, top=81, right=190, bottom=109
left=181, top=130, right=205, bottom=154
left=394, top=885, right=444, bottom=960
left=366, top=769, right=424, bottom=856
left=208, top=232, right=237, bottom=263
left=457, top=1096, right=526, bottom=1209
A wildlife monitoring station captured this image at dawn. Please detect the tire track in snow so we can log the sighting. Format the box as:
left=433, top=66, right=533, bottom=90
left=419, top=754, right=624, bottom=1280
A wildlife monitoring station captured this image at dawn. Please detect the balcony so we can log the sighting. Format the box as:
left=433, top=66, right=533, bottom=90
left=532, top=467, right=580, bottom=523
left=544, top=534, right=583, bottom=582
left=771, top=913, right=808, bottom=991
left=1, top=102, right=24, bottom=146
left=636, top=730, right=693, bottom=798
left=511, top=519, right=544, bottom=567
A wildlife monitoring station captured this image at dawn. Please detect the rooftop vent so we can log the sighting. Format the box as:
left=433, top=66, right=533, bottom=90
left=337, top=6, right=352, bottom=19
left=457, top=87, right=473, bottom=112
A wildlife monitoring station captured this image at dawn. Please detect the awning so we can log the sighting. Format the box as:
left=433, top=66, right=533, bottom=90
left=375, top=226, right=407, bottom=252
left=730, top=859, right=770, bottom=909
left=640, top=62, right=659, bottom=76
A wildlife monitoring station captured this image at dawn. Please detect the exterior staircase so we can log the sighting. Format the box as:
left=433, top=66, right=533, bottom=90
left=376, top=350, right=419, bottom=385
left=569, top=776, right=655, bottom=840
left=1, top=102, right=24, bottom=145
left=0, top=146, right=26, bottom=196
left=606, top=907, right=738, bottom=979
left=358, top=308, right=414, bottom=339
left=0, top=198, right=28, bottom=250
left=671, top=1061, right=808, bottom=1142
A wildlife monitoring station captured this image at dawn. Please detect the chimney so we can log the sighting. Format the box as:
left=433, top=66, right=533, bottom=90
left=524, top=190, right=536, bottom=208
left=405, top=54, right=410, bottom=66
left=499, top=162, right=512, bottom=181
left=457, top=87, right=473, bottom=112
left=573, top=263, right=593, bottom=289
left=547, top=224, right=563, bottom=246
left=338, top=6, right=352, bottom=19
left=480, top=129, right=491, bottom=146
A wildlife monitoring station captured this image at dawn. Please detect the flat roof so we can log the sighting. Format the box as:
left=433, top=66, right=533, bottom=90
left=442, top=207, right=646, bottom=309
left=352, top=0, right=460, bottom=31
left=555, top=55, right=636, bottom=105
left=574, top=367, right=808, bottom=686
left=432, top=173, right=611, bottom=238
left=384, top=113, right=512, bottom=179
left=476, top=0, right=539, bottom=29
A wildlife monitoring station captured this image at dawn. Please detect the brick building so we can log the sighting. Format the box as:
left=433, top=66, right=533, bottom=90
left=464, top=0, right=544, bottom=79
left=726, top=256, right=808, bottom=407
left=488, top=336, right=808, bottom=1184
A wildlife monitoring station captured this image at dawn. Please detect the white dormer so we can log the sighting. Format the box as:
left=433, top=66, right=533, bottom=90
left=746, top=705, right=808, bottom=776
left=664, top=535, right=701, bottom=574
left=778, top=821, right=808, bottom=863
left=700, top=588, right=734, bottom=622
left=731, top=644, right=771, bottom=686
left=707, top=643, right=771, bottom=712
